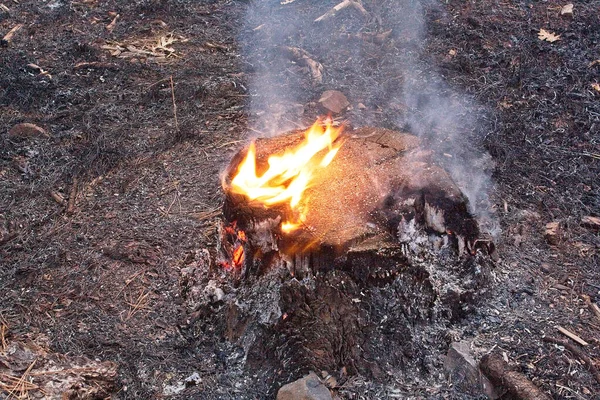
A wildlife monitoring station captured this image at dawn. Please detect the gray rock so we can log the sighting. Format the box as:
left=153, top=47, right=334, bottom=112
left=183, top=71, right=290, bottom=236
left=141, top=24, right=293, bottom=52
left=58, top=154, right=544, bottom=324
left=444, top=341, right=501, bottom=399
left=277, top=372, right=332, bottom=400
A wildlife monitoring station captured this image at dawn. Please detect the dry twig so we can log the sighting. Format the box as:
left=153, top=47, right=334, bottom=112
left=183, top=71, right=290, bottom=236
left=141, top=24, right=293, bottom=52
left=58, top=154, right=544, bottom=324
left=124, top=290, right=150, bottom=320
left=170, top=75, right=179, bottom=132
left=314, top=0, right=370, bottom=22
left=0, top=317, right=7, bottom=351
left=106, top=13, right=119, bottom=32
left=279, top=46, right=323, bottom=84
left=582, top=295, right=600, bottom=322
left=1, top=23, right=23, bottom=46
left=556, top=326, right=588, bottom=346
left=2, top=359, right=38, bottom=399
left=74, top=61, right=119, bottom=70
left=49, top=190, right=66, bottom=206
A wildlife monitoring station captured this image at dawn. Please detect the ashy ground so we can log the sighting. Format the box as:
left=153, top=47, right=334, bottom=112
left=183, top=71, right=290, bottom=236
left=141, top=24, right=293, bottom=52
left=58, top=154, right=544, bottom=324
left=0, top=0, right=598, bottom=399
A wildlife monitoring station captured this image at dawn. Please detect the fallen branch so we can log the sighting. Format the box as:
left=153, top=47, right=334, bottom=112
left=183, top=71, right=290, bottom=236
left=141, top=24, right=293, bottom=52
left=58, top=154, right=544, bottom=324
left=1, top=23, right=23, bottom=46
left=480, top=353, right=551, bottom=400
left=279, top=46, right=323, bottom=84
left=315, top=0, right=370, bottom=22
left=543, top=336, right=600, bottom=384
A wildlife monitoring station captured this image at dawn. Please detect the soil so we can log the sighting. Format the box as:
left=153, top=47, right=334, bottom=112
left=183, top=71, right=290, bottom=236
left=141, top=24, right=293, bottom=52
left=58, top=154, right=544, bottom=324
left=1, top=0, right=598, bottom=399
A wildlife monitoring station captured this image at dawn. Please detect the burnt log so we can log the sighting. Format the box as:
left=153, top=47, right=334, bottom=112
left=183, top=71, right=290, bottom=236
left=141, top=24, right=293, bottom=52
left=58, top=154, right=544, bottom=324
left=207, top=127, right=494, bottom=395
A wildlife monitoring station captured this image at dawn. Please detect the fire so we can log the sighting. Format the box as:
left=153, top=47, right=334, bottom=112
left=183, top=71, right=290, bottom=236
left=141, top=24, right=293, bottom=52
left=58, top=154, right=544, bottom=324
left=228, top=118, right=344, bottom=232
left=232, top=244, right=245, bottom=268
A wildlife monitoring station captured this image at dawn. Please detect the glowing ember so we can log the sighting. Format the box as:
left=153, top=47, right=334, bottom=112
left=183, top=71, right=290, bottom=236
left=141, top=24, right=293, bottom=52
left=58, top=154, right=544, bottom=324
left=227, top=118, right=344, bottom=232
left=232, top=244, right=245, bottom=268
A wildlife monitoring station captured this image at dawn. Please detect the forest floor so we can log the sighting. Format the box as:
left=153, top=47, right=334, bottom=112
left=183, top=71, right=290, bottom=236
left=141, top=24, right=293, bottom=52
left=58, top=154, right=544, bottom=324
left=0, top=0, right=599, bottom=399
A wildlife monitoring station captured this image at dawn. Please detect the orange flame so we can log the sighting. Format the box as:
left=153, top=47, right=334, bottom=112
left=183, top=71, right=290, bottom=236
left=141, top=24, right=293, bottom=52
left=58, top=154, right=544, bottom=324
left=228, top=118, right=344, bottom=232
left=232, top=244, right=244, bottom=268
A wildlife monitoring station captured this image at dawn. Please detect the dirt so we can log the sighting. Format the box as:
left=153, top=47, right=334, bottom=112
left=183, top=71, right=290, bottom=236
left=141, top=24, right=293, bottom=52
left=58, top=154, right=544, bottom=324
left=0, top=0, right=598, bottom=399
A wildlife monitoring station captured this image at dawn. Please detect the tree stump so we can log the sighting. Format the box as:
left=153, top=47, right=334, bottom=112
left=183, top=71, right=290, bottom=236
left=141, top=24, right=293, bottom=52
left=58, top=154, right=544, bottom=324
left=211, top=127, right=494, bottom=394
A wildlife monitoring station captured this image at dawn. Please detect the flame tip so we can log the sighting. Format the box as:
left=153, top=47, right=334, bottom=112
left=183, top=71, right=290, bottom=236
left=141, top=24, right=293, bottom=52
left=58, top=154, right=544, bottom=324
left=228, top=118, right=344, bottom=234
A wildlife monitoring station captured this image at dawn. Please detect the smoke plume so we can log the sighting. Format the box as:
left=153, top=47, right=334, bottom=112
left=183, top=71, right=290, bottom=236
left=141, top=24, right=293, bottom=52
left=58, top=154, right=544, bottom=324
left=240, top=0, right=498, bottom=236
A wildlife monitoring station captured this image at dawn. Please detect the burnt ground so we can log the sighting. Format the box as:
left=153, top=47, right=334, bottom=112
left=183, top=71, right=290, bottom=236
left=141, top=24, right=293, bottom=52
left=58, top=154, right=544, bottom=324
left=0, top=0, right=599, bottom=399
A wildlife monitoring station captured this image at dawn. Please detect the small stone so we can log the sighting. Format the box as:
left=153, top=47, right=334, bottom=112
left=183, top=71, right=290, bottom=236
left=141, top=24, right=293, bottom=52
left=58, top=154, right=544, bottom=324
left=318, top=90, right=349, bottom=114
left=444, top=341, right=501, bottom=399
left=8, top=123, right=50, bottom=138
left=277, top=372, right=332, bottom=400
left=560, top=3, right=573, bottom=16
left=544, top=221, right=560, bottom=245
left=581, top=216, right=600, bottom=230
left=540, top=263, right=551, bottom=274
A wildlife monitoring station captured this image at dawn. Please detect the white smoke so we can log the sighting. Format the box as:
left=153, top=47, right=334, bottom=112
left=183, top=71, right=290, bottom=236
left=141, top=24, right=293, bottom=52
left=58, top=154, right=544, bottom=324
left=240, top=0, right=499, bottom=236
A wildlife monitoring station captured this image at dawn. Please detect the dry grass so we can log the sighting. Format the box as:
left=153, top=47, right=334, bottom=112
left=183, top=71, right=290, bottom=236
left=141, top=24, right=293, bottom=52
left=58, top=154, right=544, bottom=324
left=123, top=290, right=151, bottom=321
left=0, top=359, right=41, bottom=399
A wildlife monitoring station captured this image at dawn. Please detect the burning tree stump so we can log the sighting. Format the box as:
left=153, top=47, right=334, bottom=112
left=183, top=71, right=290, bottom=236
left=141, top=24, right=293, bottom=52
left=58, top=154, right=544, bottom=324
left=211, top=125, right=494, bottom=394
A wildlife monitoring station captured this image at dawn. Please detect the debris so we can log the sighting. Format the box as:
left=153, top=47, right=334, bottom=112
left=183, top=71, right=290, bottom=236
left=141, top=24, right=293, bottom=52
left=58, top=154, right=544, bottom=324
left=170, top=75, right=179, bottom=132
left=581, top=294, right=600, bottom=322
left=540, top=263, right=551, bottom=274
left=276, top=372, right=332, bottom=400
left=1, top=23, right=23, bottom=46
left=443, top=341, right=499, bottom=398
left=589, top=60, right=600, bottom=68
left=538, top=29, right=560, bottom=43
left=67, top=176, right=78, bottom=214
left=163, top=381, right=186, bottom=396
left=543, top=336, right=600, bottom=384
left=0, top=335, right=117, bottom=399
left=280, top=46, right=323, bottom=84
left=280, top=0, right=296, bottom=4
left=8, top=123, right=50, bottom=138
left=544, top=221, right=560, bottom=245
left=0, top=4, right=9, bottom=13
left=102, top=33, right=188, bottom=63
left=315, top=0, right=370, bottom=23
left=480, top=353, right=552, bottom=400
left=74, top=61, right=120, bottom=70
left=106, top=13, right=119, bottom=32
left=591, top=83, right=600, bottom=93
left=560, top=4, right=573, bottom=16
left=204, top=280, right=225, bottom=303
left=49, top=189, right=66, bottom=205
left=204, top=41, right=228, bottom=51
left=184, top=372, right=202, bottom=385
left=556, top=326, right=588, bottom=346
left=318, top=90, right=349, bottom=113
left=102, top=240, right=162, bottom=265
left=26, top=63, right=52, bottom=79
